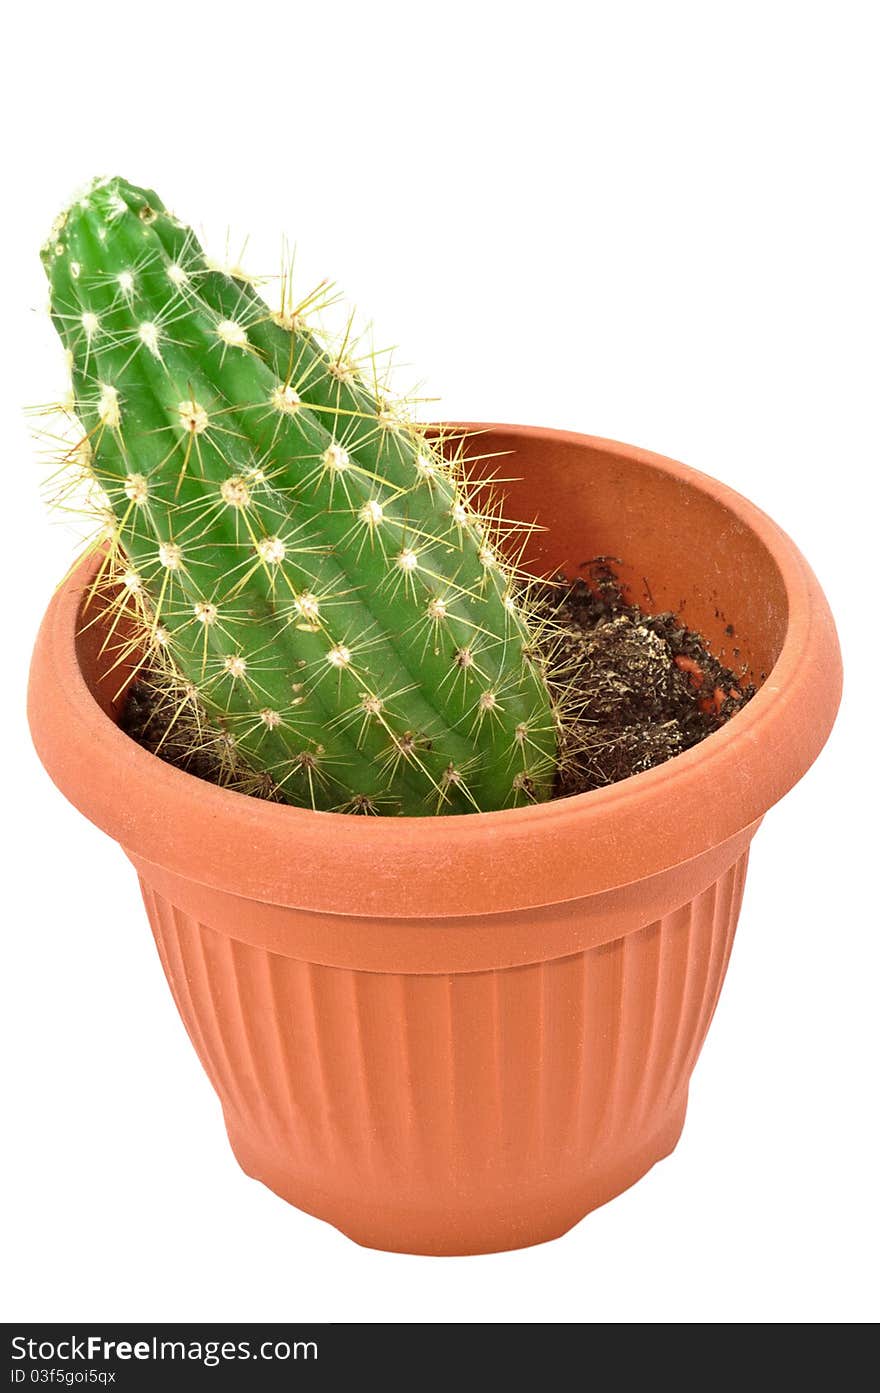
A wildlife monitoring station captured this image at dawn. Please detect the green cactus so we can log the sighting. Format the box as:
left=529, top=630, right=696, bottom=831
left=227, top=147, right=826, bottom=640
left=41, top=175, right=557, bottom=814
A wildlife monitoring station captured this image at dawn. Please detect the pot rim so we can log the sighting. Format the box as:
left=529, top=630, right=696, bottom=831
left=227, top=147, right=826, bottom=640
left=28, top=424, right=842, bottom=919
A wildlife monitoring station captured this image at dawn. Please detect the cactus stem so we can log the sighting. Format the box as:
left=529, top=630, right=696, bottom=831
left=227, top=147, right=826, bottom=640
left=41, top=175, right=560, bottom=812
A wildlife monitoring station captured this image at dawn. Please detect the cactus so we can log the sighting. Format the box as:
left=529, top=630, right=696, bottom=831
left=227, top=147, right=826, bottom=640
left=41, top=176, right=557, bottom=814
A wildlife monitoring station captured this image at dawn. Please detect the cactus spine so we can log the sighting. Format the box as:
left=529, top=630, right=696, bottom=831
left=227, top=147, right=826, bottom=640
left=42, top=176, right=557, bottom=814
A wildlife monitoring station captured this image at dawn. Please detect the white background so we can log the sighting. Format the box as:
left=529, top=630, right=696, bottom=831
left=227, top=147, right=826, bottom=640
left=2, top=1, right=877, bottom=1325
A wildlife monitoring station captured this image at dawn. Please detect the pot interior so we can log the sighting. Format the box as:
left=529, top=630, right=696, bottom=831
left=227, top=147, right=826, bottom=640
left=464, top=428, right=788, bottom=686
left=78, top=428, right=788, bottom=724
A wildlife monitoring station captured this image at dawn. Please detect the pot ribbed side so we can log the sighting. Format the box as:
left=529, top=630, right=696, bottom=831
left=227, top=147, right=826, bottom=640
left=140, top=850, right=747, bottom=1255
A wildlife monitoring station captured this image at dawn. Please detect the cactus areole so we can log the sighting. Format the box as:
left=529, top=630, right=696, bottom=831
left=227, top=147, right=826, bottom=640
left=43, top=177, right=557, bottom=815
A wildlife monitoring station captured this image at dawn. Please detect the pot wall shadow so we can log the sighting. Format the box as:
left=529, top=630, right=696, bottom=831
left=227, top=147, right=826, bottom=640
left=462, top=425, right=788, bottom=686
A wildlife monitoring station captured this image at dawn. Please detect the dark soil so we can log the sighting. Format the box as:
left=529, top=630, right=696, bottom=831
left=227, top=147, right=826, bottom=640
left=121, top=680, right=253, bottom=788
left=120, top=558, right=753, bottom=803
left=534, top=559, right=753, bottom=795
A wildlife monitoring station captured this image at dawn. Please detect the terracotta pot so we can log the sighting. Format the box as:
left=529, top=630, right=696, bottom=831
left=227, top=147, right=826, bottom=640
left=28, top=425, right=841, bottom=1256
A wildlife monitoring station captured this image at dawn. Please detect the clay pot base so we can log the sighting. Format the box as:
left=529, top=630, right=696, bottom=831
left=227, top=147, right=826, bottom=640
left=227, top=1101, right=687, bottom=1256
left=142, top=840, right=746, bottom=1257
